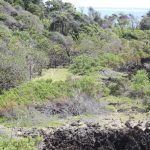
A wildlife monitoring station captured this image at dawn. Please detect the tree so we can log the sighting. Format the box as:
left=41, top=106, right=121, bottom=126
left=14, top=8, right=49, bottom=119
left=140, top=16, right=150, bottom=30
left=147, top=10, right=150, bottom=17
left=0, top=53, right=28, bottom=93
left=101, top=14, right=117, bottom=28
left=45, top=0, right=63, bottom=12
left=88, top=7, right=102, bottom=24
left=117, top=14, right=130, bottom=30
left=48, top=32, right=73, bottom=67
left=140, top=11, right=150, bottom=30
left=129, top=14, right=139, bottom=30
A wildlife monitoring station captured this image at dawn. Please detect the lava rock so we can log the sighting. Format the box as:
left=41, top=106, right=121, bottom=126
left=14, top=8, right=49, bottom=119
left=43, top=122, right=150, bottom=150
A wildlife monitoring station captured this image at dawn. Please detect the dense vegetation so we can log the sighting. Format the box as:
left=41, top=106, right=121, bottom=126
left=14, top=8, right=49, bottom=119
left=0, top=0, right=150, bottom=92
left=0, top=0, right=150, bottom=149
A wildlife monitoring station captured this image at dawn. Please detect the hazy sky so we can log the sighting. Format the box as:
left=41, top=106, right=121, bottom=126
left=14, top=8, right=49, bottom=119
left=61, top=0, right=150, bottom=8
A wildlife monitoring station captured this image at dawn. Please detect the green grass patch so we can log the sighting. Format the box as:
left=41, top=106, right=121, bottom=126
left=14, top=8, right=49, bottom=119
left=34, top=68, right=72, bottom=82
left=0, top=136, right=37, bottom=150
left=47, top=119, right=65, bottom=127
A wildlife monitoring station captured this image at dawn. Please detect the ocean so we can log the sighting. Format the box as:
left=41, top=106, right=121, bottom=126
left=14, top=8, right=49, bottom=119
left=77, top=7, right=150, bottom=19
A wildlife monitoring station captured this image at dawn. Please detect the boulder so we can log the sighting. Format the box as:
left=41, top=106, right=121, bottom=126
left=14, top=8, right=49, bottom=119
left=100, top=69, right=127, bottom=80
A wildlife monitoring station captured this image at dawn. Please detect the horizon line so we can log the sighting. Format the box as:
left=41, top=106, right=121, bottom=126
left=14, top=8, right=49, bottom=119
left=76, top=6, right=150, bottom=9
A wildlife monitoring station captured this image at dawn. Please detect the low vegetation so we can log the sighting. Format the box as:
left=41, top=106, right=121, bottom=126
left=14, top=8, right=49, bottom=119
left=0, top=136, right=37, bottom=150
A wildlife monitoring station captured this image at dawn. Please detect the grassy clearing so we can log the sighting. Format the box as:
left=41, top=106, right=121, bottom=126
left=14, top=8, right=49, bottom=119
left=34, top=68, right=72, bottom=82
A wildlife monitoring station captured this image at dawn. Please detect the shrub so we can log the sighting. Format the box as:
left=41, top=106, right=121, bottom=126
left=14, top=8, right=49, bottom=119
left=27, top=3, right=44, bottom=18
left=106, top=76, right=129, bottom=96
left=15, top=11, right=44, bottom=33
left=0, top=53, right=28, bottom=93
left=0, top=136, right=36, bottom=150
left=71, top=75, right=110, bottom=97
left=98, top=53, right=124, bottom=68
left=0, top=79, right=72, bottom=114
left=0, top=25, right=12, bottom=40
left=0, top=13, right=7, bottom=21
left=129, top=70, right=150, bottom=98
left=69, top=55, right=102, bottom=75
left=0, top=74, right=110, bottom=115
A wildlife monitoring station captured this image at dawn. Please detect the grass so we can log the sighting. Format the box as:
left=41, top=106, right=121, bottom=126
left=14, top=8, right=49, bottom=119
left=47, top=119, right=66, bottom=127
left=0, top=115, right=66, bottom=128
left=101, top=96, right=147, bottom=110
left=34, top=68, right=72, bottom=82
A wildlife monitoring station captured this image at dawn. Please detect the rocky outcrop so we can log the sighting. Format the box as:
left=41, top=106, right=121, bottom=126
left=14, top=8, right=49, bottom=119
left=119, top=57, right=150, bottom=77
left=141, top=57, right=150, bottom=71
left=4, top=120, right=150, bottom=150
left=42, top=121, right=150, bottom=150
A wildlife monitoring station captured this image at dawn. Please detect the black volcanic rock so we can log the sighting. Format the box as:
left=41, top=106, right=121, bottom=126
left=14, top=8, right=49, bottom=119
left=42, top=122, right=150, bottom=150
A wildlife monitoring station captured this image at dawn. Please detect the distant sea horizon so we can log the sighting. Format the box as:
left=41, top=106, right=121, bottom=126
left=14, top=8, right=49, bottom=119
left=77, top=7, right=150, bottom=19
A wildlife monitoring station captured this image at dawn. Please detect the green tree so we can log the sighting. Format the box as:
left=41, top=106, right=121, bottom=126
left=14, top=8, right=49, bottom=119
left=140, top=16, right=150, bottom=30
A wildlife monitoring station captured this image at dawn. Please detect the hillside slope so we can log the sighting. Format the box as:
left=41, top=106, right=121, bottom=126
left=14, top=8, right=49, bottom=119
left=0, top=0, right=150, bottom=149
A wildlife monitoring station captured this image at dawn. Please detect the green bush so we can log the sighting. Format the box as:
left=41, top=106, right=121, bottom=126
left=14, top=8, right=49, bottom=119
left=121, top=29, right=147, bottom=40
left=15, top=11, right=44, bottom=33
left=0, top=53, right=28, bottom=93
left=69, top=53, right=125, bottom=75
left=0, top=13, right=7, bottom=21
left=98, top=53, right=124, bottom=68
left=69, top=55, right=102, bottom=75
left=71, top=75, right=110, bottom=97
left=0, top=25, right=12, bottom=40
left=0, top=74, right=110, bottom=114
left=130, top=70, right=150, bottom=98
left=27, top=3, right=44, bottom=18
left=0, top=79, right=72, bottom=112
left=0, top=136, right=36, bottom=150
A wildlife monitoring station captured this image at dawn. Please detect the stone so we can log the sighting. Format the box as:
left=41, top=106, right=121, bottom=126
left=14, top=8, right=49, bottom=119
left=100, top=69, right=127, bottom=80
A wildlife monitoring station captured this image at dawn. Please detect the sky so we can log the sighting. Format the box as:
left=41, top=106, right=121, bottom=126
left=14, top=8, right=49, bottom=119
left=61, top=0, right=150, bottom=8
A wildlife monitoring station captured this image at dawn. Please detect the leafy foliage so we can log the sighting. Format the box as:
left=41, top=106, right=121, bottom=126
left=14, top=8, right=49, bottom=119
left=130, top=70, right=150, bottom=97
left=69, top=56, right=102, bottom=75
left=0, top=0, right=150, bottom=120
left=0, top=136, right=36, bottom=150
